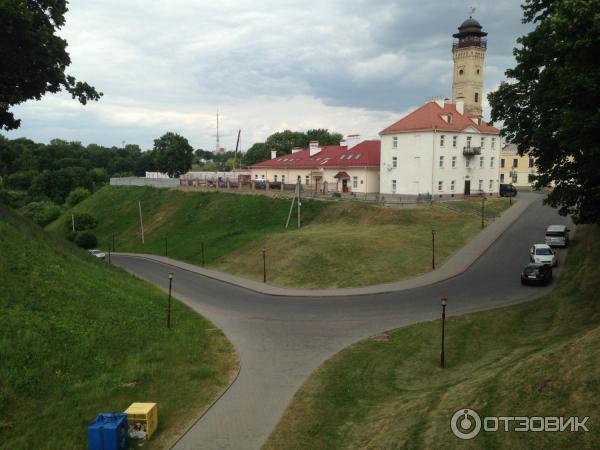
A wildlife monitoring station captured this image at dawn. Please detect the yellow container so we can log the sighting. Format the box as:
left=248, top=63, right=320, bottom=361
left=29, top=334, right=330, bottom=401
left=124, top=402, right=158, bottom=439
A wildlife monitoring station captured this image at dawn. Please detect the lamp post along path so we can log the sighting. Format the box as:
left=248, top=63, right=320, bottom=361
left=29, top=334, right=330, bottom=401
left=167, top=273, right=173, bottom=329
left=440, top=297, right=447, bottom=368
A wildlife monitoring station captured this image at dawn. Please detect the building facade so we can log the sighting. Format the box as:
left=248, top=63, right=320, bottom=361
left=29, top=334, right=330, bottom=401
left=499, top=144, right=537, bottom=187
left=379, top=99, right=500, bottom=198
left=249, top=138, right=380, bottom=194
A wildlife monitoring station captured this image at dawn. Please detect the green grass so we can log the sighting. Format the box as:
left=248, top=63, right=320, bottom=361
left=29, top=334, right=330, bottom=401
left=0, top=204, right=238, bottom=450
left=48, top=187, right=513, bottom=288
left=442, top=198, right=513, bottom=219
left=263, top=224, right=600, bottom=449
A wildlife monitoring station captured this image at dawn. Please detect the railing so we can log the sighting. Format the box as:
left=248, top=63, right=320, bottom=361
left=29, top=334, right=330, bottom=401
left=452, top=37, right=487, bottom=50
left=463, top=146, right=481, bottom=156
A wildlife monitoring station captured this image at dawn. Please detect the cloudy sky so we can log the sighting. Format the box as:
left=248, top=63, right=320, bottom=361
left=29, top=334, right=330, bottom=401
left=4, top=0, right=530, bottom=152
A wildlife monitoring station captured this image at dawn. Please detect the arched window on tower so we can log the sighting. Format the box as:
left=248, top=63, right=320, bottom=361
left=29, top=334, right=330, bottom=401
left=474, top=92, right=479, bottom=103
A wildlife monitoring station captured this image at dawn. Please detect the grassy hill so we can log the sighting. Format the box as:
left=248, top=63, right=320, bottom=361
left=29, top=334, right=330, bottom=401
left=0, top=203, right=237, bottom=450
left=263, top=224, right=600, bottom=449
left=48, top=186, right=512, bottom=288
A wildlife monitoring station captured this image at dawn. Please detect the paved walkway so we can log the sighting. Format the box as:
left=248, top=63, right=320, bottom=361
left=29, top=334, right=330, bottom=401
left=111, top=193, right=570, bottom=450
left=115, top=195, right=535, bottom=297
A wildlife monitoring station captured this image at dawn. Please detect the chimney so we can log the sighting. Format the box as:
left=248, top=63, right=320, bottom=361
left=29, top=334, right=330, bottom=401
left=271, top=149, right=277, bottom=160
left=345, top=134, right=360, bottom=150
left=434, top=97, right=444, bottom=108
left=309, top=141, right=321, bottom=156
left=291, top=147, right=302, bottom=154
left=456, top=97, right=464, bottom=115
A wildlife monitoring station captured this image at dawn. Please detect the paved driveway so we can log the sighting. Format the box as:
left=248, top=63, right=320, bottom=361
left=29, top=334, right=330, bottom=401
left=112, top=194, right=571, bottom=450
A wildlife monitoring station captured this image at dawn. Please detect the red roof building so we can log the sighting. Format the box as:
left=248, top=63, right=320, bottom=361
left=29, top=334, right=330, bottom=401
left=249, top=139, right=381, bottom=194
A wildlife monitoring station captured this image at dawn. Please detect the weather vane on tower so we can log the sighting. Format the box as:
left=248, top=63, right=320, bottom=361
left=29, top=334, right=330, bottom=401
left=469, top=6, right=476, bottom=17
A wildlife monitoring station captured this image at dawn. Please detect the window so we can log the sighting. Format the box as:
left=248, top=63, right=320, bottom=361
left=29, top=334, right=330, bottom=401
left=500, top=173, right=505, bottom=182
left=481, top=137, right=486, bottom=148
left=255, top=174, right=258, bottom=179
left=261, top=175, right=265, bottom=180
left=466, top=159, right=470, bottom=168
left=459, top=69, right=464, bottom=75
left=475, top=92, right=479, bottom=102
left=489, top=179, right=493, bottom=190
left=479, top=156, right=484, bottom=168
left=451, top=180, right=456, bottom=191
left=297, top=175, right=301, bottom=182
left=528, top=157, right=534, bottom=168
left=452, top=136, right=457, bottom=148
left=438, top=181, right=443, bottom=191
left=440, top=135, right=445, bottom=147
left=476, top=69, right=480, bottom=75
left=513, top=158, right=518, bottom=168
left=466, top=136, right=472, bottom=148
left=392, top=156, right=397, bottom=168
left=478, top=179, right=483, bottom=191
left=492, top=137, right=496, bottom=149
left=355, top=154, right=361, bottom=160
left=452, top=156, right=457, bottom=168
left=392, top=136, right=398, bottom=148
left=274, top=175, right=278, bottom=181
left=340, top=154, right=345, bottom=160
left=512, top=172, right=518, bottom=183
left=439, top=156, right=444, bottom=168
left=501, top=158, right=505, bottom=168
left=352, top=176, right=358, bottom=189
left=490, top=157, right=495, bottom=168
left=392, top=179, right=397, bottom=193
left=305, top=176, right=310, bottom=185
left=282, top=175, right=285, bottom=183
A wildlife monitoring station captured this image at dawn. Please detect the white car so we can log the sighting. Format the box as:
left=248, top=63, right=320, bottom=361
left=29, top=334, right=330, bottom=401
left=88, top=249, right=106, bottom=260
left=529, top=244, right=557, bottom=267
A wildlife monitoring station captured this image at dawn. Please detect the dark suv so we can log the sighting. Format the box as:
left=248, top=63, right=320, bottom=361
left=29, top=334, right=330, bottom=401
left=521, top=263, right=553, bottom=285
left=500, top=183, right=517, bottom=197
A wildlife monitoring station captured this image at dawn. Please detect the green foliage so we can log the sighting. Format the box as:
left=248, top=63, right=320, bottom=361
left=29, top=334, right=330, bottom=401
left=0, top=204, right=236, bottom=449
left=0, top=0, right=102, bottom=130
left=74, top=230, right=97, bottom=249
left=68, top=212, right=98, bottom=232
left=66, top=187, right=90, bottom=207
left=151, top=132, right=193, bottom=177
left=5, top=170, right=38, bottom=191
left=0, top=189, right=30, bottom=209
left=488, top=0, right=600, bottom=223
left=19, top=201, right=61, bottom=227
left=243, top=129, right=342, bottom=167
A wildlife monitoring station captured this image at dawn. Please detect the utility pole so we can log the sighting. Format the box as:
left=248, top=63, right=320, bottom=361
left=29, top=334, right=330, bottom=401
left=285, top=186, right=296, bottom=229
left=138, top=200, right=145, bottom=243
left=297, top=180, right=301, bottom=229
left=166, top=273, right=173, bottom=329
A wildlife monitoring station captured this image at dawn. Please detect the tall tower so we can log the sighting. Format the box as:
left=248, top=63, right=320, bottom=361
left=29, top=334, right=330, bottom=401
left=452, top=15, right=487, bottom=116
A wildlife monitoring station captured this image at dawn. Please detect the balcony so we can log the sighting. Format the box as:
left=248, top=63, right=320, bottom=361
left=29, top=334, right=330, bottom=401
left=463, top=146, right=481, bottom=156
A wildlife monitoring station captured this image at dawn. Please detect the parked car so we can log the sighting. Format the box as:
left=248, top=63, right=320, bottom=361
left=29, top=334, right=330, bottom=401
left=88, top=249, right=106, bottom=260
left=521, top=263, right=553, bottom=285
left=545, top=224, right=570, bottom=247
left=499, top=183, right=517, bottom=197
left=529, top=244, right=557, bottom=266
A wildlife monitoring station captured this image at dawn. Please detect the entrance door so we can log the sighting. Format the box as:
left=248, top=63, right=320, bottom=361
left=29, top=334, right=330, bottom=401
left=342, top=179, right=348, bottom=192
left=464, top=180, right=471, bottom=196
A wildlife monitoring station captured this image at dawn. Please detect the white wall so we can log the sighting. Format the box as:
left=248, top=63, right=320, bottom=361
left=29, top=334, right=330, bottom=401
left=381, top=131, right=501, bottom=196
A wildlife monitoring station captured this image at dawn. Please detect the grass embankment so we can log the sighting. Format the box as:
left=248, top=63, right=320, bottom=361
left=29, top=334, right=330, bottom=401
left=49, top=187, right=512, bottom=288
left=0, top=204, right=238, bottom=450
left=264, top=225, right=600, bottom=450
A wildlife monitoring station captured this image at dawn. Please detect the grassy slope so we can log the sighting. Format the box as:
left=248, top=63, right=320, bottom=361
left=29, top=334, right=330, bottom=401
left=0, top=204, right=238, bottom=450
left=264, top=225, right=600, bottom=450
left=48, top=186, right=512, bottom=288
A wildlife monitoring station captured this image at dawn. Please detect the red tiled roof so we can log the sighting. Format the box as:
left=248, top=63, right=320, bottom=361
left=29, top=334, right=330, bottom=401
left=249, top=140, right=380, bottom=169
left=379, top=101, right=500, bottom=135
left=334, top=171, right=350, bottom=179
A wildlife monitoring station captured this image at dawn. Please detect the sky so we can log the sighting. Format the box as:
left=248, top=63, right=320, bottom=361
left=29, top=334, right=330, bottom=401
left=4, top=0, right=530, bottom=152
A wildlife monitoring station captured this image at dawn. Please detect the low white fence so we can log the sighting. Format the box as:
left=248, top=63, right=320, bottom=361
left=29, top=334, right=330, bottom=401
left=110, top=177, right=179, bottom=188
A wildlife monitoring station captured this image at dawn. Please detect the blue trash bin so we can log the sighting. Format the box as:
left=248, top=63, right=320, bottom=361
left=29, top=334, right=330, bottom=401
left=88, top=413, right=129, bottom=450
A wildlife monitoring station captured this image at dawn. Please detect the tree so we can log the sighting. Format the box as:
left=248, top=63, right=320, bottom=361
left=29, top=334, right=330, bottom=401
left=242, top=143, right=269, bottom=167
left=66, top=187, right=90, bottom=207
left=488, top=0, right=600, bottom=223
left=0, top=1, right=102, bottom=130
left=19, top=201, right=61, bottom=227
left=151, top=132, right=194, bottom=177
left=74, top=230, right=97, bottom=249
left=67, top=212, right=98, bottom=232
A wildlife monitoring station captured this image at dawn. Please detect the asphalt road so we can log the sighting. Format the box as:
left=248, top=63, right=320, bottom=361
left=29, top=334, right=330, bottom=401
left=112, top=194, right=572, bottom=450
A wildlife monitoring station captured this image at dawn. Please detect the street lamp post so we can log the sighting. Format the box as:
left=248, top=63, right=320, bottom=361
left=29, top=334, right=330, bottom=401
left=262, top=248, right=267, bottom=283
left=481, top=197, right=486, bottom=229
left=431, top=229, right=436, bottom=270
left=440, top=296, right=447, bottom=368
left=166, top=273, right=173, bottom=329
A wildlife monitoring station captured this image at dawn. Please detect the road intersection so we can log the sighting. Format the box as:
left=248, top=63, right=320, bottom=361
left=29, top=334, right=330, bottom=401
left=113, top=193, right=571, bottom=449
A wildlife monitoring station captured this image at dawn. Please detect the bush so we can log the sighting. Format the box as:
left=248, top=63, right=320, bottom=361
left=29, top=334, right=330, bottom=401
left=74, top=231, right=97, bottom=249
left=19, top=201, right=61, bottom=227
left=67, top=212, right=98, bottom=232
left=0, top=190, right=30, bottom=209
left=66, top=187, right=90, bottom=207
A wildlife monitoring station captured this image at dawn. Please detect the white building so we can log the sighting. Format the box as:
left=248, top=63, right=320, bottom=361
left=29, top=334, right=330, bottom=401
left=379, top=98, right=501, bottom=198
left=379, top=15, right=501, bottom=199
